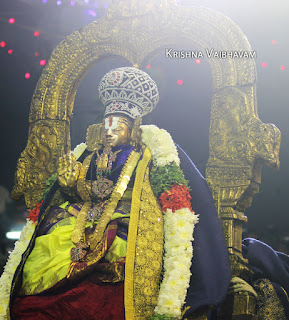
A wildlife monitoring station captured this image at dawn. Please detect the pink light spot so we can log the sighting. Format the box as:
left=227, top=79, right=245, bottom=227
left=0, top=41, right=6, bottom=48
left=261, top=62, right=267, bottom=68
left=272, top=40, right=276, bottom=45
left=88, top=9, right=96, bottom=17
left=195, top=59, right=201, bottom=64
left=8, top=49, right=13, bottom=54
left=9, top=18, right=15, bottom=24
left=280, top=65, right=285, bottom=71
left=146, top=64, right=151, bottom=69
left=35, top=52, right=39, bottom=57
left=40, top=59, right=46, bottom=66
left=25, top=73, right=31, bottom=79
left=34, top=31, right=40, bottom=37
left=177, top=80, right=183, bottom=85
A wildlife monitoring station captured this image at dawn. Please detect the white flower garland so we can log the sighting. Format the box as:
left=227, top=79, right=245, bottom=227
left=0, top=143, right=87, bottom=319
left=141, top=125, right=180, bottom=167
left=0, top=220, right=35, bottom=319
left=155, top=208, right=198, bottom=318
left=141, top=125, right=199, bottom=319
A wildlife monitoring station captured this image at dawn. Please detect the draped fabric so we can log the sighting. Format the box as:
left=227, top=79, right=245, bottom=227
left=243, top=238, right=289, bottom=319
left=177, top=145, right=232, bottom=318
left=12, top=281, right=125, bottom=320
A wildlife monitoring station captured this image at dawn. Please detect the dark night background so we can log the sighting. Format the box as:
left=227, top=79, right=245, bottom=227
left=0, top=0, right=289, bottom=264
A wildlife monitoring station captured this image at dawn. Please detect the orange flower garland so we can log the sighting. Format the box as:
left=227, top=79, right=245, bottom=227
left=158, top=184, right=193, bottom=213
left=27, top=200, right=44, bottom=223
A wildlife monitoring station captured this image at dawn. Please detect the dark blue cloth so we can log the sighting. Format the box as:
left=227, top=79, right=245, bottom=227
left=177, top=145, right=231, bottom=318
left=243, top=238, right=289, bottom=294
left=242, top=238, right=289, bottom=318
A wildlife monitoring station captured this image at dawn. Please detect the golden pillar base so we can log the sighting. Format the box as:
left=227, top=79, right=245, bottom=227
left=186, top=308, right=208, bottom=320
left=219, top=292, right=257, bottom=320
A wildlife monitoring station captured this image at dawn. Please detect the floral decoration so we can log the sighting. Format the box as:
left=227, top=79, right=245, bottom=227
left=0, top=220, right=36, bottom=319
left=27, top=200, right=44, bottom=223
left=141, top=125, right=199, bottom=320
left=72, top=142, right=87, bottom=160
left=150, top=163, right=188, bottom=196
left=158, top=184, right=193, bottom=213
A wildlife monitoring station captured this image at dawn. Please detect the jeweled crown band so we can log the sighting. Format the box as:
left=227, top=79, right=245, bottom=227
left=98, top=67, right=159, bottom=120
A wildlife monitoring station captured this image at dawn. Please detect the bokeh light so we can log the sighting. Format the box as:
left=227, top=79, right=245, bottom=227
left=0, top=41, right=6, bottom=48
left=9, top=18, right=15, bottom=24
left=25, top=73, right=31, bottom=79
left=146, top=65, right=151, bottom=69
left=57, top=0, right=62, bottom=5
left=34, top=31, right=40, bottom=37
left=272, top=40, right=276, bottom=45
left=261, top=62, right=267, bottom=68
left=8, top=49, right=13, bottom=54
left=88, top=9, right=97, bottom=17
left=280, top=65, right=285, bottom=71
left=177, top=80, right=183, bottom=85
left=195, top=59, right=201, bottom=64
left=70, top=0, right=75, bottom=5
left=40, top=60, right=46, bottom=66
left=42, top=0, right=47, bottom=3
left=35, top=52, right=39, bottom=57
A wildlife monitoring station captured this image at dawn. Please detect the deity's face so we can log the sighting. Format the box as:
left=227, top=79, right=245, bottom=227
left=103, top=115, right=132, bottom=147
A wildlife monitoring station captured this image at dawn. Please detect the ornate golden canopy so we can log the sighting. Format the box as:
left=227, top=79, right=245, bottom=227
left=11, top=1, right=281, bottom=318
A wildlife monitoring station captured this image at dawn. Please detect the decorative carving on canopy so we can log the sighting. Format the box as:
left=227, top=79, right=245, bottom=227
left=12, top=2, right=281, bottom=317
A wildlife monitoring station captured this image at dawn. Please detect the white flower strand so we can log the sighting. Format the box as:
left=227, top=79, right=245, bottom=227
left=141, top=125, right=199, bottom=319
left=72, top=142, right=87, bottom=160
left=0, top=219, right=36, bottom=319
left=141, top=125, right=180, bottom=167
left=154, top=208, right=199, bottom=318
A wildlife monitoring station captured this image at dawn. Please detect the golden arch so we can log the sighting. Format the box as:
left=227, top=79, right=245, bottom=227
left=12, top=1, right=280, bottom=238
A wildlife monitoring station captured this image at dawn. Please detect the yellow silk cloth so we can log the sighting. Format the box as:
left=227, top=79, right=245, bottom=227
left=21, top=213, right=128, bottom=296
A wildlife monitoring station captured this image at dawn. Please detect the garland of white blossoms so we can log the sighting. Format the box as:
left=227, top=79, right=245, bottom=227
left=0, top=143, right=87, bottom=320
left=141, top=125, right=199, bottom=320
left=0, top=220, right=35, bottom=319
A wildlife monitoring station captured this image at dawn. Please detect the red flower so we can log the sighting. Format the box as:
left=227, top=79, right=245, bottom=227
left=27, top=200, right=44, bottom=223
left=159, top=184, right=193, bottom=213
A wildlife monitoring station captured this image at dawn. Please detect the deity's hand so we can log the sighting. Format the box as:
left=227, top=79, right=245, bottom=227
left=58, top=153, right=81, bottom=188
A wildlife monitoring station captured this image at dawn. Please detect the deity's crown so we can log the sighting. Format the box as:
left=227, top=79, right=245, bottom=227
left=98, top=67, right=159, bottom=119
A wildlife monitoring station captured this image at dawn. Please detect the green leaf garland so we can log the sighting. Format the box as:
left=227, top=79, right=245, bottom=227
left=41, top=173, right=58, bottom=199
left=150, top=162, right=189, bottom=197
